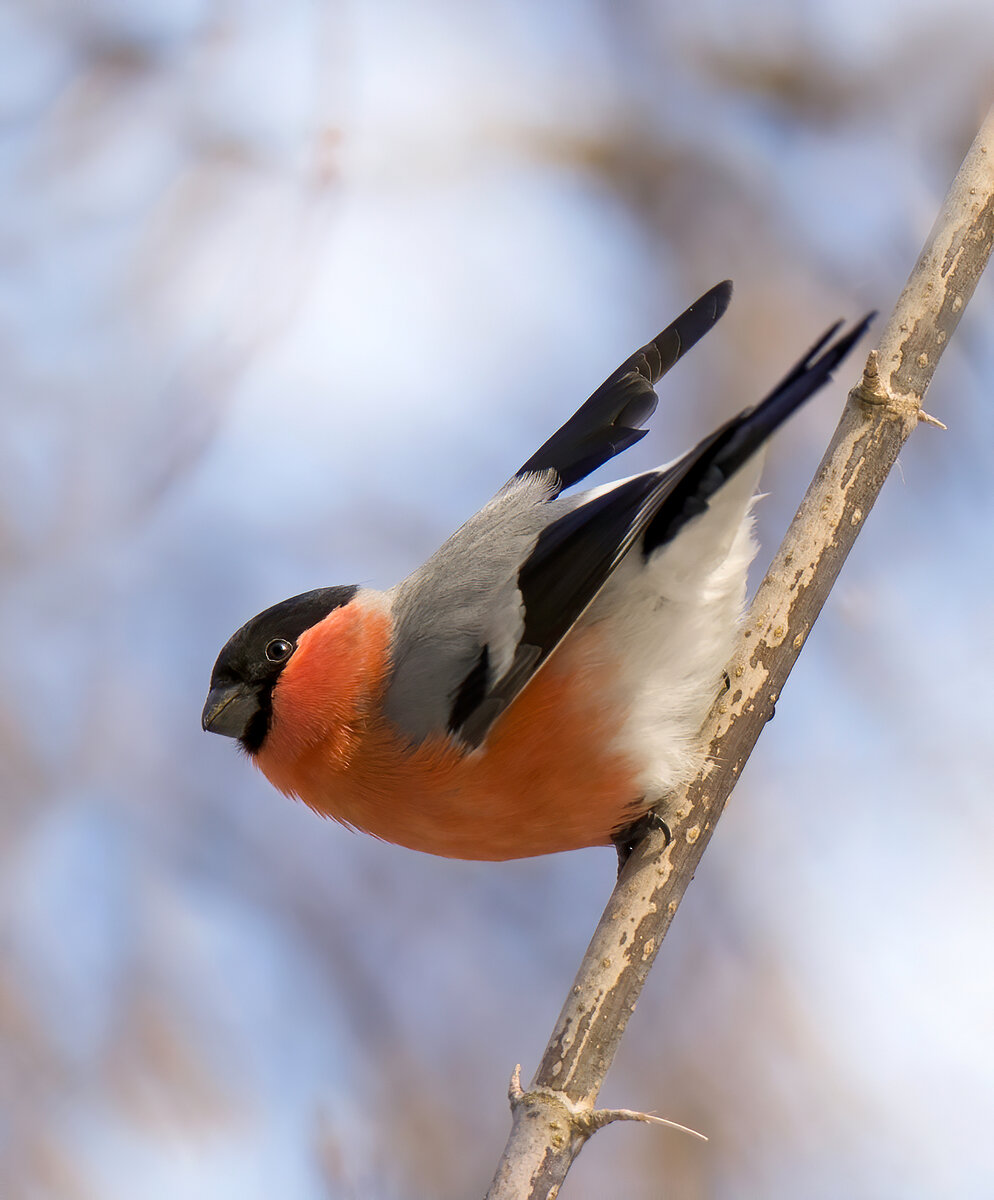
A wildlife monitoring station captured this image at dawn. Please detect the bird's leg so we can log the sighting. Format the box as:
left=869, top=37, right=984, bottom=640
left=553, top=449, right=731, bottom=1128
left=611, top=810, right=672, bottom=877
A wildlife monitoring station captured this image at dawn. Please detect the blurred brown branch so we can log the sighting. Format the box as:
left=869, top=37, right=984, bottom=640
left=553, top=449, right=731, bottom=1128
left=487, top=105, right=994, bottom=1200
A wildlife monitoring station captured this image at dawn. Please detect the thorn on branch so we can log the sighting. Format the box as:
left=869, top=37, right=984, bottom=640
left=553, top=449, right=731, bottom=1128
left=918, top=409, right=948, bottom=430
left=849, top=347, right=931, bottom=421
left=845, top=350, right=902, bottom=415
left=849, top=349, right=889, bottom=408
left=506, top=1065, right=707, bottom=1144
left=577, top=1107, right=709, bottom=1142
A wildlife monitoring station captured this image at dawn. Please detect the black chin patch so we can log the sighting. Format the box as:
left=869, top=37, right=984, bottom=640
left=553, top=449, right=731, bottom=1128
left=240, top=702, right=273, bottom=756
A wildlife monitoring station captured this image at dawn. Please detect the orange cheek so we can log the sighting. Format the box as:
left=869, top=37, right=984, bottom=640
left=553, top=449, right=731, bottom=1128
left=258, top=600, right=392, bottom=777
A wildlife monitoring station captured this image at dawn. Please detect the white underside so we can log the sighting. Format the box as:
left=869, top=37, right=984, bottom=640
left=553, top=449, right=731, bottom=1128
left=579, top=455, right=763, bottom=803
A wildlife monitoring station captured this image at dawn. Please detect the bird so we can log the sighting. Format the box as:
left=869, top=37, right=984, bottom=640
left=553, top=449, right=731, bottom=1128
left=202, top=282, right=870, bottom=868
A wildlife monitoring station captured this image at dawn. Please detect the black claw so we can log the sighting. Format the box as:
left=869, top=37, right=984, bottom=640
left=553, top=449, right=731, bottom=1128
left=611, top=810, right=672, bottom=876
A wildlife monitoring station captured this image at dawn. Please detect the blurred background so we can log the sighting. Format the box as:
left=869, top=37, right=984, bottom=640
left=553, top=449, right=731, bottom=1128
left=2, top=2, right=992, bottom=1197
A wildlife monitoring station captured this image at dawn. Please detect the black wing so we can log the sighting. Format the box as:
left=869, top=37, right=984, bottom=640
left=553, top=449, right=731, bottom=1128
left=452, top=313, right=872, bottom=747
left=514, top=280, right=733, bottom=494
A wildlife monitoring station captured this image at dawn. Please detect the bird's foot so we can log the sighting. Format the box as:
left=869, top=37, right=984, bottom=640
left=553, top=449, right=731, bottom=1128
left=611, top=810, right=672, bottom=877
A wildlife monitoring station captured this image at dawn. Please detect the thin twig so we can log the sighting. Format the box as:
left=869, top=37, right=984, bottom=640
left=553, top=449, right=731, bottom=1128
left=486, top=105, right=994, bottom=1199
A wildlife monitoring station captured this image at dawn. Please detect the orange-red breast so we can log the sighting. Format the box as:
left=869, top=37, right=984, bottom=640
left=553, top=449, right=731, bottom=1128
left=202, top=283, right=869, bottom=864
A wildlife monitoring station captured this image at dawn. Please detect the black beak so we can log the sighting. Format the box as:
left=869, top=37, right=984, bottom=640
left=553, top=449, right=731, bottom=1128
left=202, top=682, right=260, bottom=740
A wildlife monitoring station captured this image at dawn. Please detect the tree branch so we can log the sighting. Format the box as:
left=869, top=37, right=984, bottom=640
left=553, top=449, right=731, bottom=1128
left=486, top=106, right=994, bottom=1199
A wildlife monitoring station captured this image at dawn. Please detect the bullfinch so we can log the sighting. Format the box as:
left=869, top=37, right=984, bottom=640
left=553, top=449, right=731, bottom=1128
left=203, top=283, right=869, bottom=865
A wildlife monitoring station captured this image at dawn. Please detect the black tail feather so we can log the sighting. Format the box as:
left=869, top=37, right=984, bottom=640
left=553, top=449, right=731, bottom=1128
left=515, top=280, right=733, bottom=492
left=642, top=312, right=874, bottom=555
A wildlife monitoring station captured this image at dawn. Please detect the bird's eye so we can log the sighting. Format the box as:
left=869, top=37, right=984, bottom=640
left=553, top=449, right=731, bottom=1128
left=265, top=638, right=294, bottom=663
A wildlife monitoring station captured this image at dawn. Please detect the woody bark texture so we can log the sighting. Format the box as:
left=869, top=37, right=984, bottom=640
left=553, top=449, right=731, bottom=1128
left=486, top=106, right=994, bottom=1199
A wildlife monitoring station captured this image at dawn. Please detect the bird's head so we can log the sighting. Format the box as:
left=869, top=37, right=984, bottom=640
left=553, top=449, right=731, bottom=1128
left=202, top=585, right=359, bottom=753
